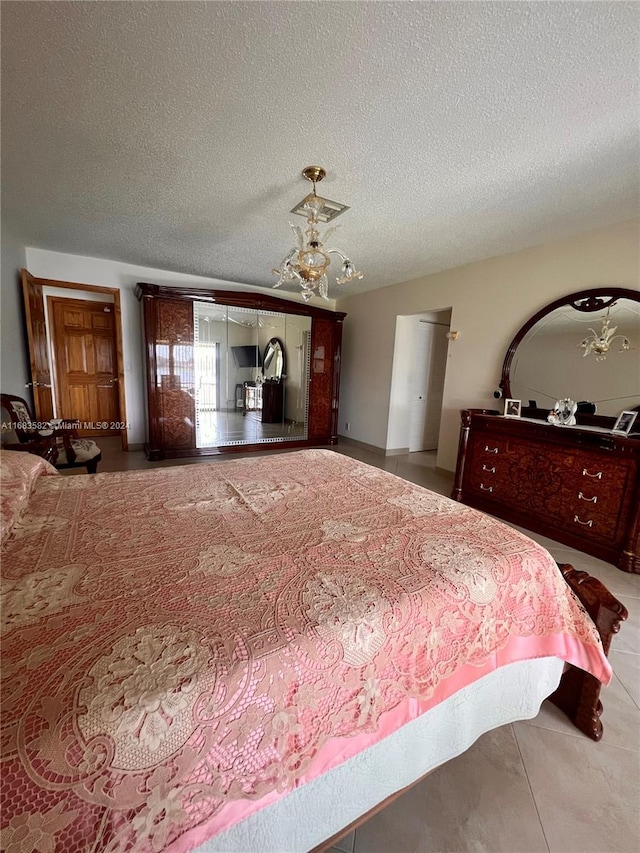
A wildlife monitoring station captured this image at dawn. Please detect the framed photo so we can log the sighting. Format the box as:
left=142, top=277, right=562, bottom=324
left=612, top=410, right=638, bottom=435
left=504, top=398, right=522, bottom=418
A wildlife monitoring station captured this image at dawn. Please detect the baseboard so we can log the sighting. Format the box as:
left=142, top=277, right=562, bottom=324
left=337, top=436, right=411, bottom=457
left=435, top=465, right=454, bottom=476
left=337, top=436, right=385, bottom=455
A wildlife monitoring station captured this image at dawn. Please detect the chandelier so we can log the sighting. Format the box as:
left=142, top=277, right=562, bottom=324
left=578, top=309, right=632, bottom=362
left=272, top=166, right=363, bottom=302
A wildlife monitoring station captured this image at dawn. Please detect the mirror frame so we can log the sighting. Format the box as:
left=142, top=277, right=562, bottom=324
left=263, top=337, right=286, bottom=380
left=500, top=287, right=640, bottom=402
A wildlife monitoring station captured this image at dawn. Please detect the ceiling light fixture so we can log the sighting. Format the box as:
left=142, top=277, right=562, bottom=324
left=578, top=307, right=632, bottom=362
left=272, top=166, right=363, bottom=302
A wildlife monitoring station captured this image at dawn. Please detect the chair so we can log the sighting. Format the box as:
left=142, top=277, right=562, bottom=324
left=1, top=393, right=102, bottom=473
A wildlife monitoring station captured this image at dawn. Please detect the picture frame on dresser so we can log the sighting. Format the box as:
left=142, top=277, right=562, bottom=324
left=504, top=398, right=521, bottom=418
left=612, top=410, right=638, bottom=435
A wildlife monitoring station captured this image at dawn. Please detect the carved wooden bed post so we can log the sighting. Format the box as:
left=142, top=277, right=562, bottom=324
left=550, top=564, right=628, bottom=741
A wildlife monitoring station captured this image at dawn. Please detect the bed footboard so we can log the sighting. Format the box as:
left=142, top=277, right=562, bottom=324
left=550, top=563, right=628, bottom=741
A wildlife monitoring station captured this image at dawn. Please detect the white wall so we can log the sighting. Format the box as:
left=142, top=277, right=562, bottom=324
left=23, top=248, right=325, bottom=445
left=337, top=219, right=640, bottom=471
left=1, top=226, right=29, bottom=394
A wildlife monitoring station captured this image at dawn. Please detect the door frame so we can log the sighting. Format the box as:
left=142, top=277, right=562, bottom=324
left=21, top=270, right=128, bottom=450
left=47, top=294, right=122, bottom=438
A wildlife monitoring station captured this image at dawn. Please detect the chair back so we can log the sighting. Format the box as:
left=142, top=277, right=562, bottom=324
left=0, top=394, right=37, bottom=444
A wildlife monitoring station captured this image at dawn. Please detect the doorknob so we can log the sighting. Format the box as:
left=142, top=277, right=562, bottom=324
left=25, top=382, right=52, bottom=388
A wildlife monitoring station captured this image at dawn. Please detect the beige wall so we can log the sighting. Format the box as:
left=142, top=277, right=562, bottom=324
left=336, top=219, right=640, bottom=471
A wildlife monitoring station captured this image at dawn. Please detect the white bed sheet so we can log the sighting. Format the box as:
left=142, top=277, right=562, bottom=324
left=197, top=656, right=564, bottom=853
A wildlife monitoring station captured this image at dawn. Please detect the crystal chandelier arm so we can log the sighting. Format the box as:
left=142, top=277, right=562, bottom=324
left=326, top=247, right=348, bottom=260
left=318, top=275, right=330, bottom=301
left=322, top=226, right=338, bottom=245
left=289, top=223, right=304, bottom=249
left=327, top=248, right=364, bottom=285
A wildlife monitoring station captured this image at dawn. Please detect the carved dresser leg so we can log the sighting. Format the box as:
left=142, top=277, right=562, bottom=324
left=549, top=563, right=628, bottom=741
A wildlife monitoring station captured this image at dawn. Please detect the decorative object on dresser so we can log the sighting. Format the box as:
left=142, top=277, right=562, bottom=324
left=548, top=397, right=578, bottom=426
left=504, top=398, right=521, bottom=418
left=453, top=410, right=640, bottom=573
left=613, top=410, right=638, bottom=435
left=136, top=283, right=345, bottom=459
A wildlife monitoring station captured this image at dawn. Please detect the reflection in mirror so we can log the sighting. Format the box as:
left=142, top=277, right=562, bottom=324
left=263, top=338, right=286, bottom=380
left=510, top=296, right=640, bottom=417
left=193, top=303, right=311, bottom=447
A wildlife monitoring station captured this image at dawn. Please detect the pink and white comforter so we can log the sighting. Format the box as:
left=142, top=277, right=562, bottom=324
left=0, top=448, right=610, bottom=852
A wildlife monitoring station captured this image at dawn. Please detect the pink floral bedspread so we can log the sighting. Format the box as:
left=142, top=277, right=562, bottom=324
left=0, top=449, right=609, bottom=852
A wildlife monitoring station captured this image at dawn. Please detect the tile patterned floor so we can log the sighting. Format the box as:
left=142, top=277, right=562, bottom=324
left=74, top=439, right=640, bottom=852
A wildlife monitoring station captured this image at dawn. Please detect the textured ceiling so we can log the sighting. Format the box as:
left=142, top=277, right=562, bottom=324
left=2, top=1, right=639, bottom=298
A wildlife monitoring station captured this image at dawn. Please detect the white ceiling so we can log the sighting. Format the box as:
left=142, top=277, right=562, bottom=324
left=2, top=1, right=639, bottom=298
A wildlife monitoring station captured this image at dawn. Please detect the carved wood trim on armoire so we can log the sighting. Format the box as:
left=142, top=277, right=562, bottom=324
left=136, top=283, right=346, bottom=459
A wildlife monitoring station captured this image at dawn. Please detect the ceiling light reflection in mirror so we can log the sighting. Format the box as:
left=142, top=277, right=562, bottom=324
left=193, top=303, right=311, bottom=448
left=511, top=299, right=640, bottom=417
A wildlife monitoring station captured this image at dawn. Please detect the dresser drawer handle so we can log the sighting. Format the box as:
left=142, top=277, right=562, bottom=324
left=480, top=484, right=494, bottom=492
left=484, top=446, right=499, bottom=454
left=578, top=492, right=597, bottom=503
left=582, top=468, right=602, bottom=479
left=482, top=465, right=496, bottom=473
left=573, top=515, right=593, bottom=527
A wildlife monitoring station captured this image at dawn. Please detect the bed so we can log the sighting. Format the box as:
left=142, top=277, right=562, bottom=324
left=0, top=448, right=624, bottom=853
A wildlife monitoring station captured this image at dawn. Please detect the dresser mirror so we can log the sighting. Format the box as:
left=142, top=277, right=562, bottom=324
left=193, top=303, right=310, bottom=448
left=263, top=337, right=286, bottom=380
left=501, top=288, right=640, bottom=417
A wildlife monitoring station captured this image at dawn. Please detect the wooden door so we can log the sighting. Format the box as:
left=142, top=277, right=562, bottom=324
left=21, top=270, right=54, bottom=420
left=49, top=297, right=121, bottom=436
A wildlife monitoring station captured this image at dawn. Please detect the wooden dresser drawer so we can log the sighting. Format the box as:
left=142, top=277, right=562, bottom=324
left=563, top=455, right=638, bottom=545
left=453, top=411, right=640, bottom=572
left=464, top=433, right=509, bottom=501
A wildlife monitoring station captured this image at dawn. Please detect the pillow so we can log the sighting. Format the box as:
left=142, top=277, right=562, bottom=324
left=0, top=450, right=59, bottom=545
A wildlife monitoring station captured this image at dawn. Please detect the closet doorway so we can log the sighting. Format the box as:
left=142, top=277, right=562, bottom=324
left=387, top=309, right=452, bottom=455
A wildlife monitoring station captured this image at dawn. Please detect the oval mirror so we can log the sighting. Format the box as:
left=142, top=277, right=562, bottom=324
left=263, top=337, right=286, bottom=380
left=501, top=288, right=640, bottom=417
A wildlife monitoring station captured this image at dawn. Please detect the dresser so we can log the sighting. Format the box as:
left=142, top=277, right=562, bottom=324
left=452, top=410, right=640, bottom=573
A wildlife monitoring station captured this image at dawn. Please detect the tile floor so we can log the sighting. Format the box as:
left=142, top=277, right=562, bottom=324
left=74, top=438, right=640, bottom=853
